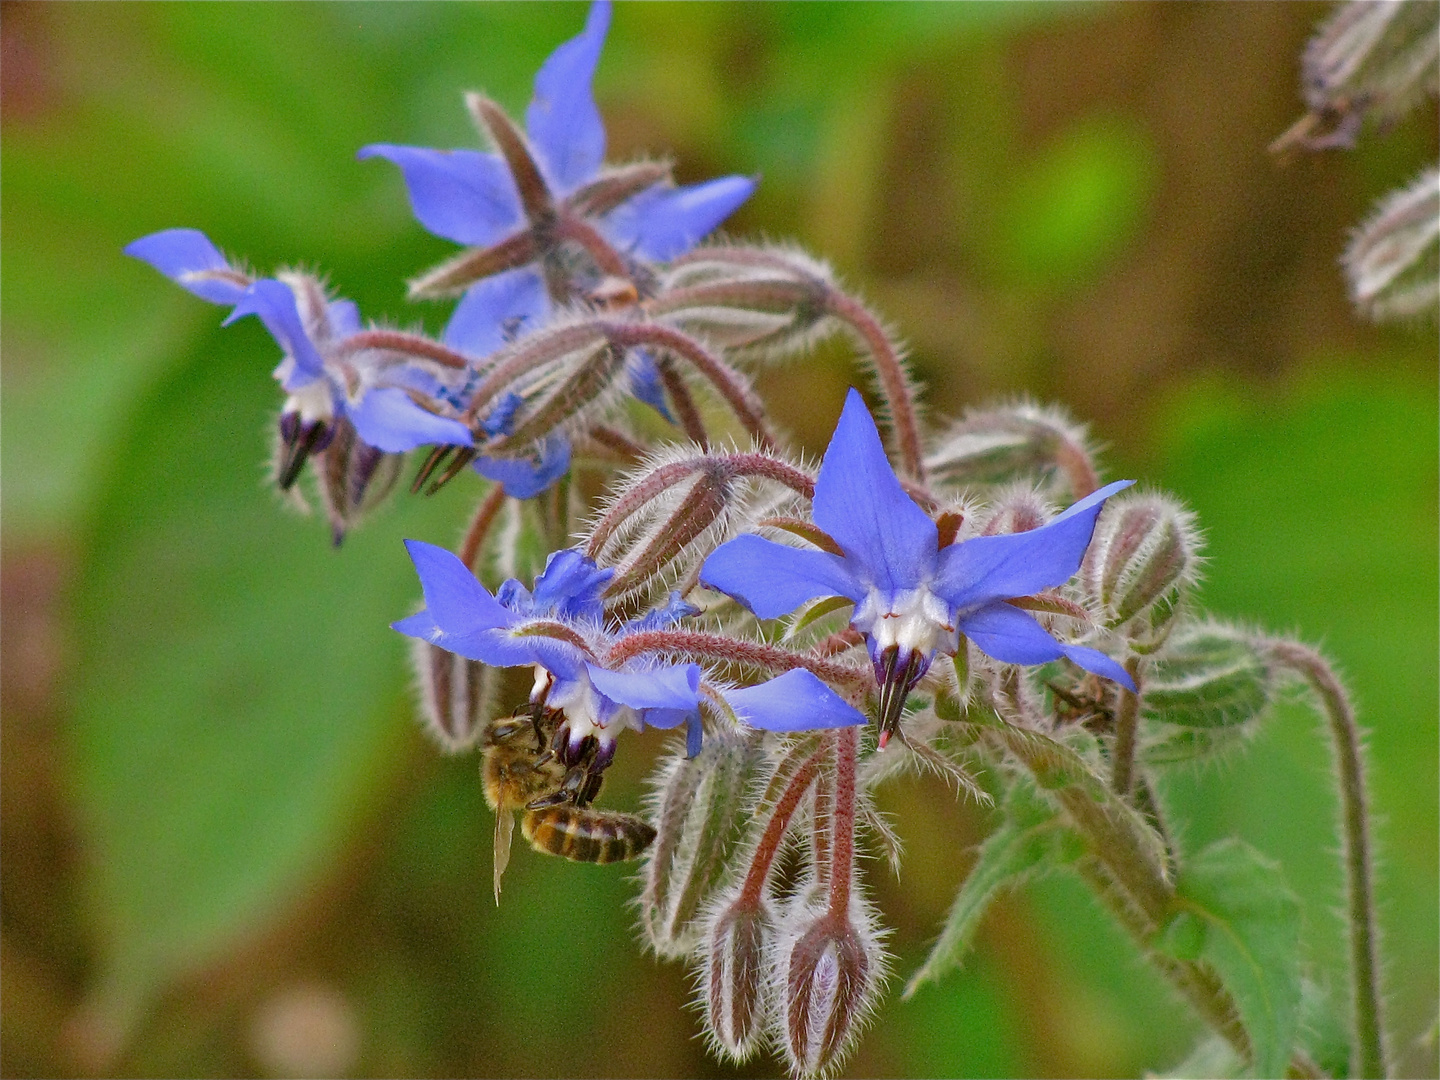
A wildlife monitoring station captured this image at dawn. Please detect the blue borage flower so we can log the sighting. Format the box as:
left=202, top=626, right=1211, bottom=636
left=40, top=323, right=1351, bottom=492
left=701, top=388, right=1136, bottom=745
left=393, top=540, right=866, bottom=759
left=124, top=229, right=569, bottom=500
left=359, top=0, right=754, bottom=407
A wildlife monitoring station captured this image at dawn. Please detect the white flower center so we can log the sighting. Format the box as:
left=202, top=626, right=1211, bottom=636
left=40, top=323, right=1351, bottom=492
left=532, top=665, right=641, bottom=745
left=282, top=379, right=334, bottom=425
left=852, top=585, right=955, bottom=657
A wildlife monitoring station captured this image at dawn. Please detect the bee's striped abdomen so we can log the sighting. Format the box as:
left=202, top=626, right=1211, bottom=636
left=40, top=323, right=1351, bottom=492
left=522, top=807, right=657, bottom=864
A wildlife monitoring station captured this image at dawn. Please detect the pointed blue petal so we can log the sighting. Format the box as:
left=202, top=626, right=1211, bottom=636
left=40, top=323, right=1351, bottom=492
left=126, top=228, right=248, bottom=306
left=328, top=298, right=362, bottom=337
left=358, top=144, right=523, bottom=246
left=724, top=669, right=867, bottom=732
left=636, top=706, right=692, bottom=730
left=812, top=388, right=938, bottom=594
left=348, top=387, right=474, bottom=453
left=391, top=610, right=440, bottom=638
left=685, top=711, right=704, bottom=757
left=532, top=548, right=614, bottom=622
left=403, top=539, right=517, bottom=638
left=472, top=435, right=571, bottom=499
left=443, top=268, right=549, bottom=357
left=625, top=349, right=672, bottom=421
left=1059, top=644, right=1135, bottom=690
left=955, top=602, right=1066, bottom=666
left=603, top=175, right=757, bottom=261
left=700, top=534, right=863, bottom=619
left=586, top=661, right=700, bottom=712
left=526, top=0, right=610, bottom=193
left=224, top=279, right=326, bottom=389
left=934, top=479, right=1135, bottom=612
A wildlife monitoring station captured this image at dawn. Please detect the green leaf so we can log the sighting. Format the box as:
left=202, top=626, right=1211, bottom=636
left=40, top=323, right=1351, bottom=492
left=65, top=326, right=467, bottom=1019
left=1143, top=623, right=1275, bottom=729
left=904, top=782, right=1081, bottom=998
left=1156, top=839, right=1303, bottom=1079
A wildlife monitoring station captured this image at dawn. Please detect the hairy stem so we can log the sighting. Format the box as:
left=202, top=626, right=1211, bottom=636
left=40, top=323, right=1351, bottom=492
left=740, top=745, right=826, bottom=904
left=826, top=726, right=858, bottom=918
left=1265, top=639, right=1386, bottom=1080
left=605, top=629, right=869, bottom=689
left=458, top=483, right=508, bottom=571
left=655, top=355, right=710, bottom=448
left=1111, top=657, right=1144, bottom=798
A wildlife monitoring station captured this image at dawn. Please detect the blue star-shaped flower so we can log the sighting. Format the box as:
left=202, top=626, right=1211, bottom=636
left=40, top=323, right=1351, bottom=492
left=701, top=388, right=1135, bottom=743
left=393, top=540, right=865, bottom=758
left=359, top=0, right=756, bottom=361
left=125, top=229, right=568, bottom=499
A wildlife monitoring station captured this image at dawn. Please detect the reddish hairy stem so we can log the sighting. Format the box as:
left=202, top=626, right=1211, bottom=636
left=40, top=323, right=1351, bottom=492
left=655, top=355, right=710, bottom=449
left=823, top=290, right=924, bottom=483
left=335, top=330, right=471, bottom=370
left=826, top=727, right=858, bottom=918
left=605, top=629, right=869, bottom=689
left=601, top=322, right=775, bottom=449
left=585, top=424, right=648, bottom=462
left=1054, top=437, right=1100, bottom=500
left=740, top=755, right=824, bottom=905
left=1265, top=639, right=1386, bottom=1080
left=459, top=484, right=508, bottom=571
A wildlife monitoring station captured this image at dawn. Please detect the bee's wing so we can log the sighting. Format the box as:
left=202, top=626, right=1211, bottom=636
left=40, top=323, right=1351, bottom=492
left=493, top=809, right=516, bottom=905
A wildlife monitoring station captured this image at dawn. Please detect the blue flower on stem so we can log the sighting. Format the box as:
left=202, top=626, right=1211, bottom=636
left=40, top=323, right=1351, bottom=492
left=359, top=0, right=755, bottom=378
left=701, top=389, right=1135, bottom=746
left=393, top=540, right=865, bottom=761
left=126, top=228, right=567, bottom=501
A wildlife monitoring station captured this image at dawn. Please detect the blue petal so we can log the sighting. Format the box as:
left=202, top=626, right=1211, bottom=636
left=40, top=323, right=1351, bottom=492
left=637, top=706, right=693, bottom=730
left=125, top=228, right=248, bottom=306
left=724, top=669, right=867, bottom=732
left=443, top=267, right=549, bottom=357
left=224, top=279, right=326, bottom=389
left=700, top=534, right=863, bottom=619
left=479, top=393, right=524, bottom=437
left=532, top=548, right=614, bottom=623
left=472, top=435, right=572, bottom=499
left=685, top=711, right=704, bottom=757
left=934, top=479, right=1135, bottom=613
left=586, top=661, right=700, bottom=712
left=496, top=578, right=534, bottom=615
left=357, top=144, right=523, bottom=246
left=402, top=539, right=517, bottom=638
left=812, top=388, right=938, bottom=594
left=1058, top=643, right=1135, bottom=690
left=626, top=349, right=672, bottom=421
left=526, top=0, right=610, bottom=193
left=328, top=298, right=362, bottom=337
left=603, top=175, right=758, bottom=261
left=624, top=592, right=700, bottom=634
left=348, top=387, right=474, bottom=453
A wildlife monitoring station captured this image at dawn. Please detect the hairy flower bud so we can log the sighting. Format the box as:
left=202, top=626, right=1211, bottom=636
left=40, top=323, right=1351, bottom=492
left=642, top=732, right=764, bottom=957
left=702, top=892, right=774, bottom=1062
left=1139, top=622, right=1276, bottom=764
left=925, top=401, right=1097, bottom=494
left=1344, top=167, right=1440, bottom=323
left=309, top=418, right=404, bottom=546
left=1083, top=492, right=1201, bottom=650
left=776, top=901, right=886, bottom=1079
left=409, top=640, right=499, bottom=753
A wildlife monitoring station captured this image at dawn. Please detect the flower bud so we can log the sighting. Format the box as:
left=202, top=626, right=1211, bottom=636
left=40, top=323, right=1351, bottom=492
left=702, top=892, right=774, bottom=1062
left=311, top=418, right=403, bottom=547
left=410, top=639, right=499, bottom=753
left=1084, top=492, right=1201, bottom=650
left=1139, top=622, right=1276, bottom=765
left=642, top=732, right=764, bottom=957
left=487, top=340, right=627, bottom=449
left=1344, top=167, right=1439, bottom=323
left=979, top=486, right=1050, bottom=537
left=926, top=402, right=1095, bottom=491
left=777, top=902, right=885, bottom=1078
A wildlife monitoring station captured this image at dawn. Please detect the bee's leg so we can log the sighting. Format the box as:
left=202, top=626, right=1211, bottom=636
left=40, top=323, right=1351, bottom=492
left=486, top=716, right=530, bottom=744
left=526, top=764, right=589, bottom=809
left=575, top=739, right=616, bottom=807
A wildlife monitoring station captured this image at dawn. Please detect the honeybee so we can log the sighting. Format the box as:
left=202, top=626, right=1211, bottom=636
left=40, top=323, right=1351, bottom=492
left=482, top=701, right=656, bottom=901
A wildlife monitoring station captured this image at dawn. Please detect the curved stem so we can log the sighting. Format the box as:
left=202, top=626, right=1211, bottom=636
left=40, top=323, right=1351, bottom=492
left=655, top=355, right=710, bottom=448
left=605, top=629, right=869, bottom=689
left=335, top=330, right=471, bottom=369
left=458, top=483, right=508, bottom=571
left=1111, top=656, right=1144, bottom=797
left=1265, top=639, right=1386, bottom=1080
left=739, top=749, right=824, bottom=904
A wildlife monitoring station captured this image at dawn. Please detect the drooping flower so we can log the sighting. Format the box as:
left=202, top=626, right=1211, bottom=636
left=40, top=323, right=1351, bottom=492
left=125, top=228, right=568, bottom=504
left=359, top=0, right=756, bottom=355
left=393, top=540, right=865, bottom=760
left=701, top=388, right=1135, bottom=744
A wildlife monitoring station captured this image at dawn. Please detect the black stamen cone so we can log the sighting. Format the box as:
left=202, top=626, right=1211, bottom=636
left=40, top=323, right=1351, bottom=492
left=426, top=447, right=478, bottom=495
left=277, top=418, right=332, bottom=490
left=876, top=646, right=925, bottom=749
left=410, top=444, right=454, bottom=494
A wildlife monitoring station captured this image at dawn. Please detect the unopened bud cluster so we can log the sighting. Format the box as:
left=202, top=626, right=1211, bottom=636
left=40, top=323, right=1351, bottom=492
left=127, top=4, right=1326, bottom=1075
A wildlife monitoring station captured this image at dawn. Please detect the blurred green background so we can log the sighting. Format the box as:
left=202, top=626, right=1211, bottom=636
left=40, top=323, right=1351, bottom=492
left=2, top=2, right=1436, bottom=1077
